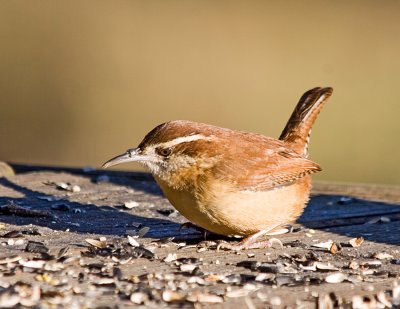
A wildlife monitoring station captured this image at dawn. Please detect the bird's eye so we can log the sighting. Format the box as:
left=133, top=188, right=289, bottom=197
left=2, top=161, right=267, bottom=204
left=156, top=147, right=172, bottom=157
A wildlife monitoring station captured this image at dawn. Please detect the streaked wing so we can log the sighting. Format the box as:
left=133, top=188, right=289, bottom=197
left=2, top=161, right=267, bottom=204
left=215, top=140, right=321, bottom=191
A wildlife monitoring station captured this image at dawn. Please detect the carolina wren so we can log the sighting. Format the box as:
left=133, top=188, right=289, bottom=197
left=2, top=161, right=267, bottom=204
left=103, top=87, right=333, bottom=250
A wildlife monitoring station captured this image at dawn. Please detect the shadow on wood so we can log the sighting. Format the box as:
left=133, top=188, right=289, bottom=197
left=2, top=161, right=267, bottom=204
left=0, top=176, right=190, bottom=239
left=1, top=164, right=400, bottom=246
left=299, top=194, right=400, bottom=245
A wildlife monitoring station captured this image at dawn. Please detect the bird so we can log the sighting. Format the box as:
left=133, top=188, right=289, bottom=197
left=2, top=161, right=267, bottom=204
left=103, top=87, right=333, bottom=250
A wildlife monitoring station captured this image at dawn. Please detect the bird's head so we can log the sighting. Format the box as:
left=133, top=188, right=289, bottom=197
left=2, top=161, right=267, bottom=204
left=102, top=121, right=221, bottom=188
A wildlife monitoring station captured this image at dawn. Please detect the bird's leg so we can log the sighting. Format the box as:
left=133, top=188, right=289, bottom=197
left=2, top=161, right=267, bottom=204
left=179, top=222, right=211, bottom=240
left=217, top=227, right=284, bottom=251
left=179, top=221, right=203, bottom=232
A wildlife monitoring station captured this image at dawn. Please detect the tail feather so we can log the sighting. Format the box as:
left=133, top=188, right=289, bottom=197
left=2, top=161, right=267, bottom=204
left=279, top=87, right=333, bottom=156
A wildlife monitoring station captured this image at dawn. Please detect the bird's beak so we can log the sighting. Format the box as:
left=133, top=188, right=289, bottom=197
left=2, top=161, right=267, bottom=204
left=102, top=148, right=146, bottom=168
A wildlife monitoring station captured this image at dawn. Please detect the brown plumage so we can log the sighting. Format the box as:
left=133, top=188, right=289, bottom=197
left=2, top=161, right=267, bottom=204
left=103, top=87, right=333, bottom=249
left=279, top=87, right=333, bottom=155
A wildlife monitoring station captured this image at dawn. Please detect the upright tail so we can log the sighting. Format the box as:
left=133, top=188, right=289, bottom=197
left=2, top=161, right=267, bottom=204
left=279, top=87, right=333, bottom=156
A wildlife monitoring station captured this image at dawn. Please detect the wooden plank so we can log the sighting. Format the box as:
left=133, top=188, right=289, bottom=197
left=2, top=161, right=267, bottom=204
left=321, top=219, right=400, bottom=245
left=0, top=166, right=399, bottom=308
left=299, top=194, right=400, bottom=228
left=1, top=169, right=399, bottom=236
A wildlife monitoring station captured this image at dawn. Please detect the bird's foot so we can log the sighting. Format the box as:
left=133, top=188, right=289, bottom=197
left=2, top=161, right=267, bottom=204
left=217, top=237, right=283, bottom=251
left=216, top=229, right=284, bottom=251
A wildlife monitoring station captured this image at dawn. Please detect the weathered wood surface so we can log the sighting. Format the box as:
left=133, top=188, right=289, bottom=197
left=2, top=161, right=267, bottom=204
left=0, top=164, right=399, bottom=308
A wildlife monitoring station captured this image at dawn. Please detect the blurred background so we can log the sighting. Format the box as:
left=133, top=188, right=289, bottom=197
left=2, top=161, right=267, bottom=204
left=0, top=1, right=399, bottom=185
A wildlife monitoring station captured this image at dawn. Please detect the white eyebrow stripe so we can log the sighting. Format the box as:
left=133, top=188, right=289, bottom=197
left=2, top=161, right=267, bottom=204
left=159, top=134, right=212, bottom=148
